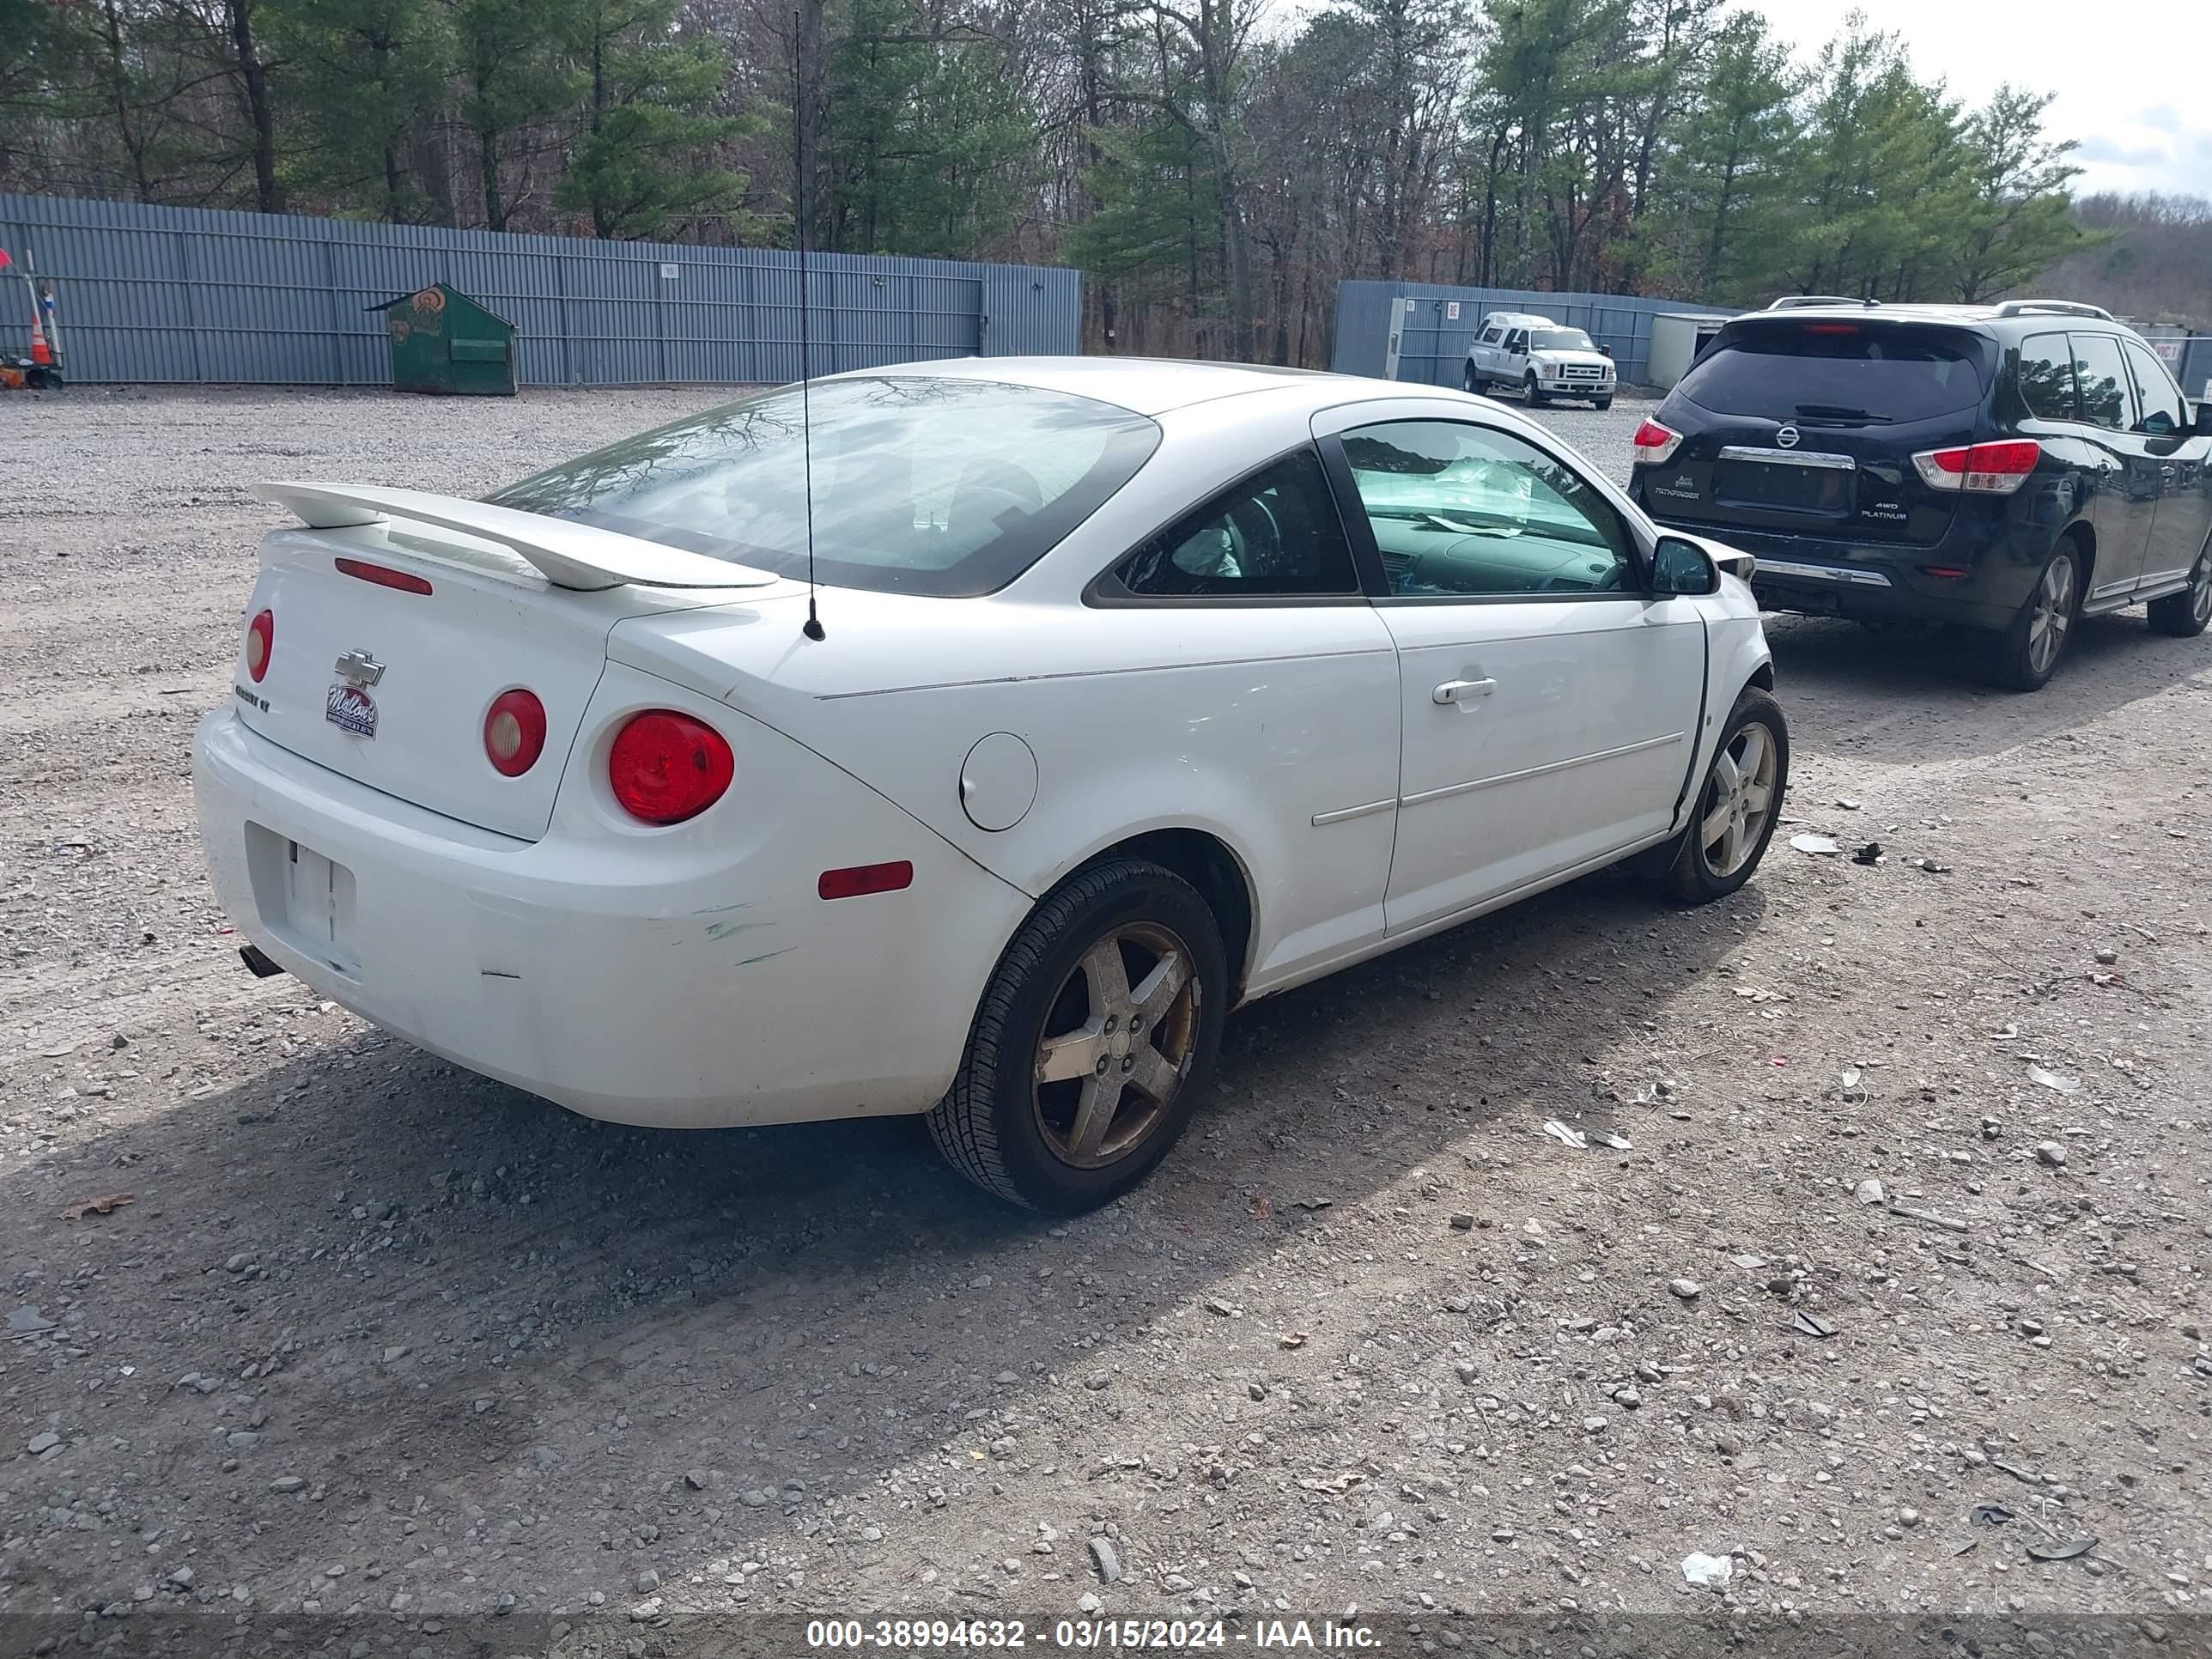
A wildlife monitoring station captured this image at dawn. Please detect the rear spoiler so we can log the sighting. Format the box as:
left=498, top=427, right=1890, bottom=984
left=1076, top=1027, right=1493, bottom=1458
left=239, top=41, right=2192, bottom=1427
left=257, top=482, right=777, bottom=592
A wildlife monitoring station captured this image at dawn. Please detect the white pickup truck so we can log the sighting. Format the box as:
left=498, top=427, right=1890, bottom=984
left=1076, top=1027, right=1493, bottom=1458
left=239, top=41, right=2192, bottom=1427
left=1463, top=312, right=1617, bottom=409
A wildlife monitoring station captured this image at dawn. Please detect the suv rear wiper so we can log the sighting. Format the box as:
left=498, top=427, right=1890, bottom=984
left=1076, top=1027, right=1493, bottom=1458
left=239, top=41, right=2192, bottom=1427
left=1793, top=403, right=1890, bottom=423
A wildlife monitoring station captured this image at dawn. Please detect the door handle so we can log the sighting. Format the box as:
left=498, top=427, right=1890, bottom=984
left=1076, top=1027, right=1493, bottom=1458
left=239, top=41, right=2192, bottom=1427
left=1433, top=678, right=1497, bottom=705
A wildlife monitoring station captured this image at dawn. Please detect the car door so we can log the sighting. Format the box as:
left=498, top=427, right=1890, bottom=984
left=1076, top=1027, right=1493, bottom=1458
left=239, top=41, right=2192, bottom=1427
left=1094, top=443, right=1401, bottom=983
left=1473, top=321, right=1506, bottom=380
left=2067, top=331, right=2159, bottom=605
left=1503, top=329, right=1531, bottom=386
left=2120, top=337, right=2212, bottom=594
left=1316, top=402, right=1707, bottom=935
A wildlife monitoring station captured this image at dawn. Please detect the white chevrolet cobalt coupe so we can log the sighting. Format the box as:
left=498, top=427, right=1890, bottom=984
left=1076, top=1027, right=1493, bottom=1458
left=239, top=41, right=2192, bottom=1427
left=194, top=358, right=1786, bottom=1212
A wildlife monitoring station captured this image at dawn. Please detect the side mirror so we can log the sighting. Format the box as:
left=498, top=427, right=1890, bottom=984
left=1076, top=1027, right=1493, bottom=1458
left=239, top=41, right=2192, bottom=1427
left=2143, top=410, right=2177, bottom=439
left=1651, top=535, right=1719, bottom=597
left=2196, top=402, right=2212, bottom=436
left=1600, top=344, right=1614, bottom=359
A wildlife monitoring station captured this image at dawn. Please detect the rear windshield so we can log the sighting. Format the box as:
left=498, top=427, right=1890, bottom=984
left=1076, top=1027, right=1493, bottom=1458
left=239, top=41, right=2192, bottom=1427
left=492, top=377, right=1161, bottom=597
left=1532, top=329, right=1595, bottom=352
left=1678, top=325, right=1986, bottom=422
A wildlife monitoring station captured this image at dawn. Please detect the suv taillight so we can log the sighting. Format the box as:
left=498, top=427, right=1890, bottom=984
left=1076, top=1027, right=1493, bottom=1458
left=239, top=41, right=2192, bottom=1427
left=1912, top=439, right=2041, bottom=495
left=1632, top=418, right=1683, bottom=466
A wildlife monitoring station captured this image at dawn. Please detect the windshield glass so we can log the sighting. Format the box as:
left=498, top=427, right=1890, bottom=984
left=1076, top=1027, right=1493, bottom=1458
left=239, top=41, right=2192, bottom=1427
left=1532, top=329, right=1595, bottom=353
left=491, top=377, right=1161, bottom=597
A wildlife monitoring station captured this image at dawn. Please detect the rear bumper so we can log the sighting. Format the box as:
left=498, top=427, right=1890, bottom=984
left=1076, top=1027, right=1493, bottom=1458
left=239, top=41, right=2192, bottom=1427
left=191, top=676, right=1028, bottom=1129
left=1640, top=507, right=2039, bottom=631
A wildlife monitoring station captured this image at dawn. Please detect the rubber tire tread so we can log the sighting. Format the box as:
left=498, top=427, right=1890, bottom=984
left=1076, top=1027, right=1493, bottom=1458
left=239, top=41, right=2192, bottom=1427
left=927, top=858, right=1224, bottom=1212
left=2147, top=544, right=2211, bottom=638
left=1658, top=686, right=1790, bottom=904
left=1982, top=544, right=2081, bottom=691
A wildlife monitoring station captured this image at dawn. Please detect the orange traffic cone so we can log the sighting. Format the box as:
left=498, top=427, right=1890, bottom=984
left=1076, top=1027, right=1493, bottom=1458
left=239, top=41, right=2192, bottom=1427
left=27, top=310, right=51, bottom=367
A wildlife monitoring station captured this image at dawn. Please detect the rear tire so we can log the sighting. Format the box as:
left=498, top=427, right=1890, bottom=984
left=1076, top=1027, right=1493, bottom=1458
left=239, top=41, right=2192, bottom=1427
left=1524, top=372, right=1547, bottom=409
left=1656, top=688, right=1789, bottom=904
left=1983, top=542, right=2081, bottom=691
left=927, top=859, right=1227, bottom=1213
left=2148, top=544, right=2211, bottom=638
left=1463, top=364, right=1483, bottom=396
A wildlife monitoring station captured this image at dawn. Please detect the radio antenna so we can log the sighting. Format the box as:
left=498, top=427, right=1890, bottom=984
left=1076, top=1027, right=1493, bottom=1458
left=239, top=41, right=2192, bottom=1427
left=793, top=7, right=825, bottom=641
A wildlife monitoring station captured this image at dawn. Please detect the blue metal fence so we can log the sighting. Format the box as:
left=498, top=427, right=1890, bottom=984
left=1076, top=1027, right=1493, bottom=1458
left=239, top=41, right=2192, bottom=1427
left=1333, top=278, right=1731, bottom=389
left=0, top=192, right=1081, bottom=386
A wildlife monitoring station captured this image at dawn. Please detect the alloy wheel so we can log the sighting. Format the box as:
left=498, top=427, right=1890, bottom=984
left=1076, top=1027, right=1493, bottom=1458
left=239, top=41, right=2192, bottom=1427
left=2193, top=558, right=2212, bottom=626
left=2027, top=554, right=2075, bottom=677
left=1030, top=922, right=1200, bottom=1169
left=1696, top=720, right=1779, bottom=878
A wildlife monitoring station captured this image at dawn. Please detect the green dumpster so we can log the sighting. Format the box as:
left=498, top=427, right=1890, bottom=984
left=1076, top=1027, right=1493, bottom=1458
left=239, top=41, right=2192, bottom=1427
left=371, top=283, right=517, bottom=396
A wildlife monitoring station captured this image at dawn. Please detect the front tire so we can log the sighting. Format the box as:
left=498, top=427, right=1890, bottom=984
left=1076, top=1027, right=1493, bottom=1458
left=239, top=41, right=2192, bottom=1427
left=1524, top=372, right=1547, bottom=409
left=1984, top=543, right=2081, bottom=690
left=1656, top=688, right=1789, bottom=904
left=927, top=859, right=1228, bottom=1213
left=2148, top=545, right=2211, bottom=638
left=1593, top=397, right=1613, bottom=411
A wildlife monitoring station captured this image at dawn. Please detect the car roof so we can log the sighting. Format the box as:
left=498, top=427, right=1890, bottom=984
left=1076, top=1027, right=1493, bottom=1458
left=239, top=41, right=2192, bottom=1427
left=1484, top=312, right=1555, bottom=325
left=819, top=355, right=1389, bottom=417
left=1734, top=301, right=2136, bottom=336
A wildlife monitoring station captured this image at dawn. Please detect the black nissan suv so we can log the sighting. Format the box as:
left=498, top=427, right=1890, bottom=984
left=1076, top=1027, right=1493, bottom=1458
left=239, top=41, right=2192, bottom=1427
left=1629, top=299, right=2212, bottom=690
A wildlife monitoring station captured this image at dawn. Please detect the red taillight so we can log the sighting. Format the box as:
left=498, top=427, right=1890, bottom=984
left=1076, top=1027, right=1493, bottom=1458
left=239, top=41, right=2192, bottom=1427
left=483, top=689, right=547, bottom=777
left=1800, top=323, right=1860, bottom=335
left=1632, top=417, right=1684, bottom=466
left=1921, top=565, right=1972, bottom=580
left=336, top=557, right=434, bottom=596
left=245, top=610, right=274, bottom=682
left=608, top=710, right=733, bottom=825
left=818, top=860, right=915, bottom=901
left=1912, top=439, right=2041, bottom=495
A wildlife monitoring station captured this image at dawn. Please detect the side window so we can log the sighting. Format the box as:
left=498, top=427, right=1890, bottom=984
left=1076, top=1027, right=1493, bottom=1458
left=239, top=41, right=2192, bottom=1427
left=2016, top=333, right=2076, bottom=422
left=2069, top=333, right=2136, bottom=432
left=1505, top=330, right=1529, bottom=355
left=1479, top=324, right=1504, bottom=346
left=2121, top=339, right=2188, bottom=436
left=1340, top=420, right=1636, bottom=599
left=1111, top=447, right=1358, bottom=599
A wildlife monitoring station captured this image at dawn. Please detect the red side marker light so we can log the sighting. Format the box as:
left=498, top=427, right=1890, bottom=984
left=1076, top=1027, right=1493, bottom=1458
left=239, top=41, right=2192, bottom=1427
left=336, top=557, right=434, bottom=595
left=818, top=860, right=915, bottom=901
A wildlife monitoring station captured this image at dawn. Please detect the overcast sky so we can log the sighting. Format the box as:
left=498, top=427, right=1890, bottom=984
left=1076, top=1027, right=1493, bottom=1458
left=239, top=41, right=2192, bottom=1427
left=1744, top=0, right=2212, bottom=201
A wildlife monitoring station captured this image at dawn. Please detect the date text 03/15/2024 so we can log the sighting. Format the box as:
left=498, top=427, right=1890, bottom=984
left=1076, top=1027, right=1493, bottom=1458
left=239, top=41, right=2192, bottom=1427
left=802, top=1619, right=1382, bottom=1650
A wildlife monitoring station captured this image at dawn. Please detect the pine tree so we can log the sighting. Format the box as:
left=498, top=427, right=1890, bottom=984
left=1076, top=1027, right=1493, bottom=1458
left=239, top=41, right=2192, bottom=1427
left=556, top=0, right=752, bottom=240
left=269, top=0, right=453, bottom=222
left=1948, top=86, right=2085, bottom=301
left=822, top=0, right=1036, bottom=258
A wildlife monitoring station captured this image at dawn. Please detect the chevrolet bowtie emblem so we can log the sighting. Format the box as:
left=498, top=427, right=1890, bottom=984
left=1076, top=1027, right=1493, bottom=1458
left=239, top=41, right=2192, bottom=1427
left=334, top=649, right=386, bottom=688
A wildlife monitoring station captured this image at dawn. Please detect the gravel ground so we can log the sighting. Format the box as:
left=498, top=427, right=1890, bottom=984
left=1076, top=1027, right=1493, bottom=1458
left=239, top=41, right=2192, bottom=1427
left=3, top=385, right=2209, bottom=1651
